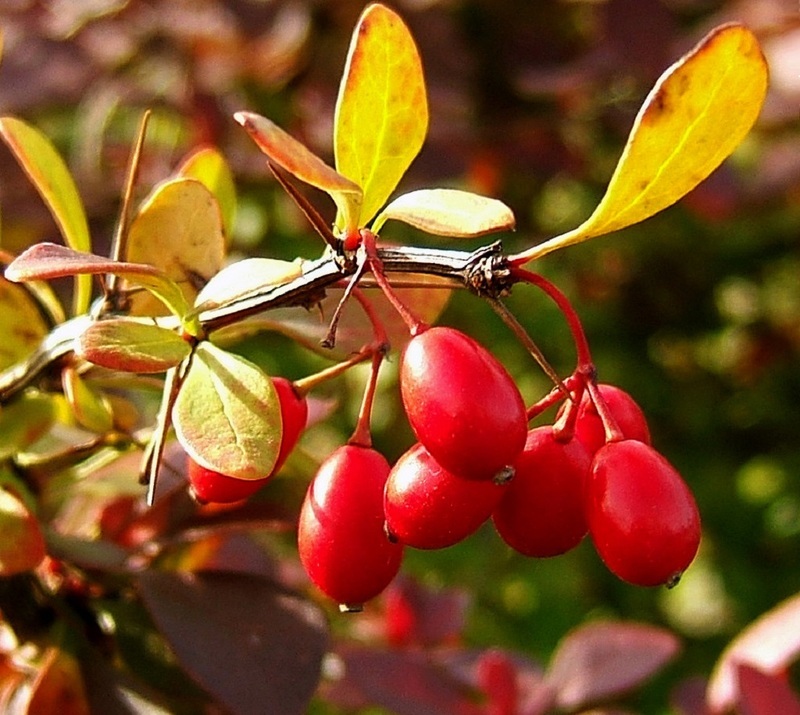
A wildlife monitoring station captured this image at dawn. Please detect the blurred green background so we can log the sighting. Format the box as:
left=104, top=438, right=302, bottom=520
left=0, top=0, right=798, bottom=710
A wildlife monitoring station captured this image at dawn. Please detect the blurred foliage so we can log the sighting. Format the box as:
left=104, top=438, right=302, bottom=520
left=0, top=0, right=799, bottom=712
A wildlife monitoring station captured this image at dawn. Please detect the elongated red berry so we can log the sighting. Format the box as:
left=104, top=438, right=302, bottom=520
left=188, top=377, right=308, bottom=504
left=587, top=440, right=701, bottom=587
left=570, top=384, right=651, bottom=455
left=400, top=326, right=527, bottom=480
left=492, top=426, right=591, bottom=557
left=298, top=445, right=403, bottom=608
left=384, top=443, right=508, bottom=550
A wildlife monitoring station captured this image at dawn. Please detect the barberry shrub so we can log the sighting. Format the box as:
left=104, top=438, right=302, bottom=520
left=0, top=3, right=775, bottom=713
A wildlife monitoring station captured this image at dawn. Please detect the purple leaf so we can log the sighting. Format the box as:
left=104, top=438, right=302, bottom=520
left=545, top=620, right=681, bottom=710
left=137, top=569, right=327, bottom=715
left=328, top=645, right=482, bottom=715
left=707, top=593, right=800, bottom=712
left=736, top=662, right=800, bottom=715
left=671, top=676, right=713, bottom=715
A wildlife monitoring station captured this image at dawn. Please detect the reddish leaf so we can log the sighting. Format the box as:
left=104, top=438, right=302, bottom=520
left=545, top=620, right=680, bottom=710
left=329, top=645, right=482, bottom=715
left=707, top=593, right=800, bottom=712
left=27, top=647, right=90, bottom=715
left=137, top=570, right=327, bottom=715
left=736, top=663, right=800, bottom=715
left=671, top=676, right=713, bottom=715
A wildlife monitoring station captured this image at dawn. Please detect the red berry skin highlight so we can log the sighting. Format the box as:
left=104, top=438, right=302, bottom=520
left=572, top=384, right=651, bottom=455
left=587, top=439, right=701, bottom=587
left=298, top=445, right=403, bottom=608
left=400, top=326, right=527, bottom=480
left=384, top=443, right=508, bottom=550
left=493, top=426, right=591, bottom=558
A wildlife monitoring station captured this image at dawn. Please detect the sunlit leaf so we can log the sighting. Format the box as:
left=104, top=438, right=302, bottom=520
left=708, top=592, right=800, bottom=712
left=0, top=275, right=50, bottom=371
left=173, top=342, right=282, bottom=480
left=76, top=319, right=191, bottom=374
left=5, top=242, right=191, bottom=319
left=193, top=257, right=302, bottom=312
left=515, top=23, right=768, bottom=263
left=0, top=116, right=93, bottom=315
left=137, top=570, right=328, bottom=715
left=125, top=178, right=226, bottom=315
left=0, top=391, right=56, bottom=460
left=28, top=647, right=90, bottom=715
left=373, top=189, right=515, bottom=237
left=62, top=366, right=114, bottom=433
left=334, top=3, right=428, bottom=230
left=235, top=111, right=363, bottom=234
left=177, top=146, right=237, bottom=240
left=0, top=488, right=46, bottom=575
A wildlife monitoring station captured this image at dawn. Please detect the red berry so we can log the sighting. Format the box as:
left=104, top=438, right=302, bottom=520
left=400, top=326, right=527, bottom=480
left=586, top=440, right=701, bottom=587
left=571, top=384, right=651, bottom=455
left=492, top=426, right=591, bottom=557
left=187, top=377, right=307, bottom=504
left=298, top=445, right=403, bottom=608
left=384, top=443, right=508, bottom=550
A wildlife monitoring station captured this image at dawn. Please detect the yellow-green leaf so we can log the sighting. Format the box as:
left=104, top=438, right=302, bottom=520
left=76, top=318, right=192, bottom=374
left=0, top=117, right=93, bottom=314
left=177, top=146, right=238, bottom=241
left=334, top=3, right=428, bottom=230
left=0, top=488, right=46, bottom=576
left=0, top=391, right=56, bottom=460
left=173, top=342, right=282, bottom=480
left=373, top=188, right=515, bottom=237
left=193, top=257, right=302, bottom=312
left=515, top=23, right=768, bottom=263
left=61, top=366, right=114, bottom=433
left=125, top=178, right=226, bottom=316
left=0, top=275, right=50, bottom=371
left=235, top=111, right=363, bottom=235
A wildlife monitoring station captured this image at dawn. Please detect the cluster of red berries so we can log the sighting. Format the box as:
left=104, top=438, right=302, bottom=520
left=295, top=325, right=702, bottom=610
left=186, top=325, right=702, bottom=610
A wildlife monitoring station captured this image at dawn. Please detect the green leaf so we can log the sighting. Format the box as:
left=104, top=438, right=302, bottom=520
left=334, top=3, right=428, bottom=230
left=373, top=189, right=515, bottom=237
left=0, top=275, right=50, bottom=371
left=515, top=23, right=768, bottom=263
left=0, top=117, right=93, bottom=315
left=234, top=111, right=363, bottom=235
left=5, top=242, right=191, bottom=319
left=76, top=318, right=192, bottom=374
left=0, top=391, right=56, bottom=460
left=62, top=366, right=114, bottom=433
left=177, top=146, right=238, bottom=241
left=125, top=178, right=226, bottom=317
left=173, top=342, right=282, bottom=480
left=193, top=257, right=303, bottom=313
left=0, top=488, right=46, bottom=576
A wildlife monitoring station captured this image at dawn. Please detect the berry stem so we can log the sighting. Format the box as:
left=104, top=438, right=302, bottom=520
left=348, top=349, right=385, bottom=448
left=585, top=379, right=625, bottom=443
left=361, top=229, right=427, bottom=336
left=510, top=267, right=594, bottom=370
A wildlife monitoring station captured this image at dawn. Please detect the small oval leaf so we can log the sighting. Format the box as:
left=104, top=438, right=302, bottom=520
left=374, top=189, right=515, bottom=237
left=76, top=319, right=192, bottom=374
left=194, top=257, right=302, bottom=312
left=235, top=111, right=363, bottom=234
left=125, top=178, right=226, bottom=316
left=173, top=341, right=282, bottom=480
left=0, top=391, right=56, bottom=460
left=0, top=488, right=46, bottom=575
left=62, top=366, right=114, bottom=433
left=0, top=275, right=50, bottom=371
left=0, top=116, right=93, bottom=315
left=516, top=23, right=768, bottom=262
left=177, top=146, right=237, bottom=241
left=334, top=3, right=428, bottom=229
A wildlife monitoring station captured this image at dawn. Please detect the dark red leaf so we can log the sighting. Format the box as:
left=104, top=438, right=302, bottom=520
left=137, top=569, right=328, bottom=715
left=736, top=663, right=800, bottom=715
left=670, top=676, right=713, bottom=715
left=545, top=620, right=680, bottom=710
left=329, top=645, right=482, bottom=715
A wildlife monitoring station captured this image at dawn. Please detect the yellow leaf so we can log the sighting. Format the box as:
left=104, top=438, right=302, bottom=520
left=334, top=3, right=428, bottom=230
left=62, top=366, right=114, bottom=433
left=125, top=178, right=226, bottom=316
left=234, top=111, right=363, bottom=234
left=0, top=276, right=49, bottom=371
left=0, top=117, right=93, bottom=314
left=177, top=146, right=238, bottom=241
left=515, top=24, right=768, bottom=263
